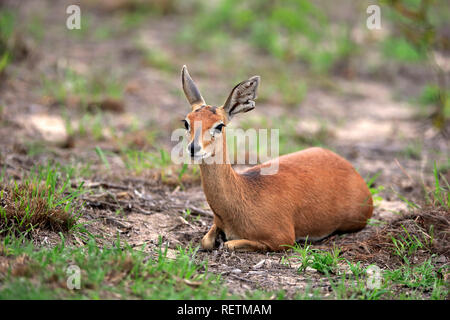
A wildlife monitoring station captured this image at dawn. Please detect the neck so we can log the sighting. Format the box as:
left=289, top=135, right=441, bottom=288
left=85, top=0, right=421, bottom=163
left=199, top=135, right=236, bottom=192
left=198, top=135, right=243, bottom=217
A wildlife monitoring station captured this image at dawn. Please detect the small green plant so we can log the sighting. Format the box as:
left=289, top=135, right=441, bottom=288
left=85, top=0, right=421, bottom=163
left=94, top=146, right=111, bottom=170
left=285, top=239, right=313, bottom=272
left=182, top=208, right=192, bottom=220
left=346, top=261, right=364, bottom=278
left=390, top=225, right=429, bottom=264
left=428, top=162, right=449, bottom=208
left=178, top=163, right=188, bottom=181
left=366, top=172, right=385, bottom=205
left=381, top=37, right=425, bottom=63
left=181, top=208, right=200, bottom=222
left=309, top=247, right=342, bottom=274
left=288, top=241, right=342, bottom=274
left=0, top=50, right=9, bottom=74
left=0, top=9, right=15, bottom=74
left=176, top=163, right=189, bottom=189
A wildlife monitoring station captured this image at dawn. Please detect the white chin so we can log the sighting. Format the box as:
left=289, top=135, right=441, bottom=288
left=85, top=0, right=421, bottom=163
left=191, top=152, right=211, bottom=161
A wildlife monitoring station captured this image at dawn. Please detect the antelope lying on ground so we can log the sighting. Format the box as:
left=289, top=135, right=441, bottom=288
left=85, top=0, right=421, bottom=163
left=180, top=65, right=373, bottom=252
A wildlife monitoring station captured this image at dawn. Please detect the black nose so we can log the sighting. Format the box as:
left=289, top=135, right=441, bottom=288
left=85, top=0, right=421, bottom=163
left=188, top=142, right=201, bottom=157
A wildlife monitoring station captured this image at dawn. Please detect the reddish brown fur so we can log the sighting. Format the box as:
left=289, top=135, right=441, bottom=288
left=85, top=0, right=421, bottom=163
left=184, top=107, right=373, bottom=252
left=181, top=67, right=373, bottom=252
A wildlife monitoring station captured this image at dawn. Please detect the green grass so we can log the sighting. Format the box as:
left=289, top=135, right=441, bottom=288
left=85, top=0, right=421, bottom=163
left=276, top=73, right=308, bottom=106
left=23, top=140, right=48, bottom=157
left=26, top=14, right=44, bottom=42
left=402, top=140, right=423, bottom=160
left=327, top=270, right=388, bottom=300
left=142, top=47, right=176, bottom=72
left=384, top=258, right=447, bottom=295
left=179, top=0, right=354, bottom=75
left=0, top=163, right=85, bottom=237
left=0, top=9, right=15, bottom=73
left=120, top=148, right=171, bottom=174
left=41, top=68, right=123, bottom=107
left=419, top=85, right=446, bottom=106
left=396, top=162, right=450, bottom=210
left=93, top=25, right=116, bottom=41
left=286, top=243, right=388, bottom=299
left=285, top=229, right=448, bottom=300
left=416, top=85, right=450, bottom=122
left=0, top=51, right=10, bottom=74
left=429, top=162, right=450, bottom=209
left=390, top=225, right=431, bottom=264
left=0, top=236, right=220, bottom=299
left=381, top=37, right=426, bottom=63
left=0, top=10, right=15, bottom=42
left=365, top=172, right=385, bottom=205
left=0, top=235, right=280, bottom=299
left=132, top=38, right=176, bottom=73
left=77, top=112, right=108, bottom=141
left=287, top=241, right=343, bottom=275
left=95, top=146, right=111, bottom=170
left=324, top=258, right=447, bottom=300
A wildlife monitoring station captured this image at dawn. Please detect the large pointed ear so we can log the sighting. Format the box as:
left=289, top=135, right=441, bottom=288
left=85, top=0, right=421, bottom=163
left=181, top=65, right=205, bottom=110
left=222, top=76, right=260, bottom=120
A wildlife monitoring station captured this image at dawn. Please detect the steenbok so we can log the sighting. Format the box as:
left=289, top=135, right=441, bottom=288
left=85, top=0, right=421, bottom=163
left=180, top=65, right=373, bottom=251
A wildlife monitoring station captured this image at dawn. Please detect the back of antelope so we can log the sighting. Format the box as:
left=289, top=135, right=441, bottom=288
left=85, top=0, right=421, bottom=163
left=180, top=65, right=373, bottom=252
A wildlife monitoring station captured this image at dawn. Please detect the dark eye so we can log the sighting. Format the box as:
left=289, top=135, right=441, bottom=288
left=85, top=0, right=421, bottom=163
left=214, top=124, right=225, bottom=133
left=182, top=120, right=189, bottom=130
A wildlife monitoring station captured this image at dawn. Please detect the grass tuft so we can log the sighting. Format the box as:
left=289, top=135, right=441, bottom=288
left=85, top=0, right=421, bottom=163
left=0, top=165, right=84, bottom=236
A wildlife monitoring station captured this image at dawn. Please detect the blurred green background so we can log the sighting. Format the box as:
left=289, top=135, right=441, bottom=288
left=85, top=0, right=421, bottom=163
left=0, top=0, right=449, bottom=178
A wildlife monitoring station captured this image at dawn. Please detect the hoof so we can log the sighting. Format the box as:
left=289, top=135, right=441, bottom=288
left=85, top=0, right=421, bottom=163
left=201, top=236, right=215, bottom=250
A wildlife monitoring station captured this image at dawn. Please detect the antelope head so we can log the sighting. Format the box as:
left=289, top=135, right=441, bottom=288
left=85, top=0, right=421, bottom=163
left=181, top=65, right=260, bottom=161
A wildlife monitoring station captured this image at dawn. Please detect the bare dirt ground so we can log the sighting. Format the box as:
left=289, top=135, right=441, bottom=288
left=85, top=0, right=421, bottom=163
left=0, top=0, right=449, bottom=298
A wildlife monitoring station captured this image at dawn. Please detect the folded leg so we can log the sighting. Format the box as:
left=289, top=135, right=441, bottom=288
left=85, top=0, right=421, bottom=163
left=224, top=239, right=268, bottom=252
left=201, top=224, right=219, bottom=250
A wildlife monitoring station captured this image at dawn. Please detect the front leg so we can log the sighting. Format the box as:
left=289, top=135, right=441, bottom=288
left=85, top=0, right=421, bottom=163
left=201, top=224, right=219, bottom=250
left=224, top=239, right=268, bottom=252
